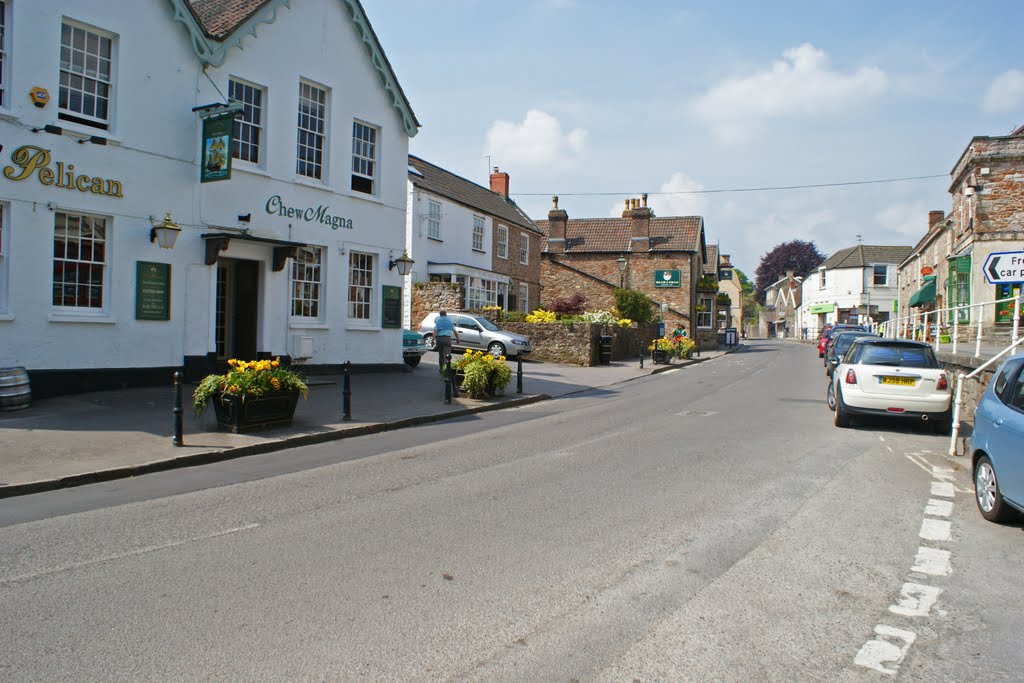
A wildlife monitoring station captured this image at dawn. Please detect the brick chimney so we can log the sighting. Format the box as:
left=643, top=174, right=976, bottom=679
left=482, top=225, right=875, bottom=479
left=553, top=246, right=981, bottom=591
left=489, top=167, right=510, bottom=197
left=786, top=269, right=795, bottom=288
left=928, top=210, right=945, bottom=229
left=629, top=193, right=654, bottom=250
left=547, top=195, right=568, bottom=254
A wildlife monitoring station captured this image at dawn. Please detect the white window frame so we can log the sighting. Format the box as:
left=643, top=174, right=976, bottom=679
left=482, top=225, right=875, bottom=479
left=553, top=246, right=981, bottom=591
left=872, top=264, right=888, bottom=287
left=697, top=296, right=713, bottom=328
left=229, top=77, right=266, bottom=167
left=52, top=210, right=110, bottom=313
left=290, top=246, right=323, bottom=321
left=296, top=79, right=328, bottom=181
left=519, top=282, right=529, bottom=313
left=351, top=120, right=378, bottom=195
left=0, top=1, right=8, bottom=109
left=819, top=269, right=826, bottom=288
left=472, top=215, right=485, bottom=252
left=427, top=200, right=441, bottom=240
left=519, top=233, right=529, bottom=265
left=497, top=224, right=508, bottom=259
left=58, top=19, right=116, bottom=131
left=466, top=276, right=498, bottom=310
left=347, top=250, right=375, bottom=323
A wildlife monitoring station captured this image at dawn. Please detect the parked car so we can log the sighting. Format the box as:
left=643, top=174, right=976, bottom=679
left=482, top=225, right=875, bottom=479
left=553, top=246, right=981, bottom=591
left=970, top=355, right=1024, bottom=522
left=822, top=324, right=869, bottom=365
left=402, top=329, right=428, bottom=367
left=829, top=338, right=952, bottom=433
left=418, top=312, right=532, bottom=358
left=817, top=325, right=834, bottom=358
left=824, top=330, right=876, bottom=377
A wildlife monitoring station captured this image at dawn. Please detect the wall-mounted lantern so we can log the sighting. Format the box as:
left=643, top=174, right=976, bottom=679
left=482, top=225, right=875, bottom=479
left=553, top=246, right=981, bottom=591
left=388, top=251, right=415, bottom=276
left=150, top=212, right=181, bottom=250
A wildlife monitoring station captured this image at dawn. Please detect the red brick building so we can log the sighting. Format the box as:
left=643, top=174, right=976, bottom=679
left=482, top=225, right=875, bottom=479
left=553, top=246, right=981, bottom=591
left=535, top=194, right=716, bottom=345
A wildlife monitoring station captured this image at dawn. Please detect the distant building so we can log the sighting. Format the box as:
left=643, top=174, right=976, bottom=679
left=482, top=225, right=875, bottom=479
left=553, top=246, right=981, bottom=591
left=761, top=271, right=802, bottom=337
left=717, top=254, right=744, bottom=331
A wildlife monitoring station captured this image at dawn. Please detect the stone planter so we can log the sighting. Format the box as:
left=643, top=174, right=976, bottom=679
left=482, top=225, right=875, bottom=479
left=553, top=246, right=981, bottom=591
left=213, top=390, right=300, bottom=433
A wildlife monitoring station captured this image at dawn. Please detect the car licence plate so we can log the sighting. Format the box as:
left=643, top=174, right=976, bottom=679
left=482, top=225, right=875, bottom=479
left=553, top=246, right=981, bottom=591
left=881, top=376, right=916, bottom=386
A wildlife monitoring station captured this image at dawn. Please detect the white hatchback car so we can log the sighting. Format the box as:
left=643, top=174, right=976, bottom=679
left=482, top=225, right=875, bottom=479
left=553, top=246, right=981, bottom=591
left=829, top=338, right=952, bottom=434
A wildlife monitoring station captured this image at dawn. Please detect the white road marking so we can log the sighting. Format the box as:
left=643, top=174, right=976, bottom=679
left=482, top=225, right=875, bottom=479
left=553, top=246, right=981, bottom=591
left=930, top=481, right=955, bottom=498
left=931, top=466, right=955, bottom=479
left=1, top=523, right=260, bottom=585
left=879, top=436, right=886, bottom=442
left=924, top=499, right=954, bottom=517
left=911, top=547, right=952, bottom=576
left=919, top=518, right=952, bottom=542
left=854, top=625, right=917, bottom=676
left=889, top=583, right=943, bottom=617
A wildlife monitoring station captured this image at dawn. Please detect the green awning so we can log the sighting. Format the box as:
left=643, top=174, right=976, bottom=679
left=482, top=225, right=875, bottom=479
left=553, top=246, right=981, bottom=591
left=809, top=303, right=835, bottom=314
left=909, top=276, right=937, bottom=308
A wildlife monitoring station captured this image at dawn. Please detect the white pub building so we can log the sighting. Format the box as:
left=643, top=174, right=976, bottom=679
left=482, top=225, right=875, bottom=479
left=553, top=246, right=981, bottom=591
left=0, top=0, right=418, bottom=397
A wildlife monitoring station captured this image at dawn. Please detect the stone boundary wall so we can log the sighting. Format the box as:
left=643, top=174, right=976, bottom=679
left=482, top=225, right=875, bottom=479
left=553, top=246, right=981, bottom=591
left=499, top=321, right=660, bottom=366
left=936, top=351, right=999, bottom=424
left=411, top=282, right=463, bottom=329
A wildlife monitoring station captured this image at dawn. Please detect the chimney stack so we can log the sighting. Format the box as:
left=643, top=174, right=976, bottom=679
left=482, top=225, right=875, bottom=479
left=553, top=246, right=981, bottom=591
left=928, top=210, right=945, bottom=230
left=547, top=195, right=568, bottom=254
left=627, top=194, right=654, bottom=249
left=489, top=167, right=510, bottom=197
left=786, top=270, right=795, bottom=287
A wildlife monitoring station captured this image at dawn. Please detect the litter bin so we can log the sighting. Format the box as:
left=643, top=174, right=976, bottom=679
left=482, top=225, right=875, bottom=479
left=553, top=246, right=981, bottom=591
left=598, top=335, right=613, bottom=365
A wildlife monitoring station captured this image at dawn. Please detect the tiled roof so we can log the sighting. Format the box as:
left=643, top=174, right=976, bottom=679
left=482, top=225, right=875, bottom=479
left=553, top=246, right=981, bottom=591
left=821, top=244, right=913, bottom=270
left=408, top=156, right=541, bottom=234
left=703, top=244, right=719, bottom=274
left=187, top=0, right=271, bottom=39
left=534, top=216, right=703, bottom=253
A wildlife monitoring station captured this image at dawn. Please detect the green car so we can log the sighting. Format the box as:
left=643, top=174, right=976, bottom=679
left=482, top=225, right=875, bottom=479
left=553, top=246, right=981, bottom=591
left=402, top=329, right=428, bottom=367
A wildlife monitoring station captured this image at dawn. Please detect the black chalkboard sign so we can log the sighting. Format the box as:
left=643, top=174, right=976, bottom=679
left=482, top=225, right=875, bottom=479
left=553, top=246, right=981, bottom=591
left=135, top=261, right=171, bottom=321
left=382, top=285, right=401, bottom=329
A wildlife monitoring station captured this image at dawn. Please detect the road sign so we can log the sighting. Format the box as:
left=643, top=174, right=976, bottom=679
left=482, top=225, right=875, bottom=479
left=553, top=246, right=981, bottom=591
left=983, top=251, right=1024, bottom=284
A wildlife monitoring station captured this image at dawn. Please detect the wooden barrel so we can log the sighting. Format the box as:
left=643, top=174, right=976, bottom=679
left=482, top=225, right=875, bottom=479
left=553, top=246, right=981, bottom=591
left=0, top=367, right=31, bottom=411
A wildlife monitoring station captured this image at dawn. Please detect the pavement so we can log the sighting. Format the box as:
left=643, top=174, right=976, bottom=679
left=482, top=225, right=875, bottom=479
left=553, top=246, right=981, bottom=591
left=0, top=346, right=741, bottom=498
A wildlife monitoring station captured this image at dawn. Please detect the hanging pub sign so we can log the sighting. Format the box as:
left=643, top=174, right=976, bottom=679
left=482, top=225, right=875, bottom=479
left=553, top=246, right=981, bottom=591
left=654, top=269, right=681, bottom=288
left=200, top=114, right=234, bottom=183
left=381, top=285, right=401, bottom=329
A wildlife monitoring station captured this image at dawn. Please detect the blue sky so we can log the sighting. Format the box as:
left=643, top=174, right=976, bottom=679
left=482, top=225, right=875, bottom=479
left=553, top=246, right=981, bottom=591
left=368, top=0, right=1024, bottom=275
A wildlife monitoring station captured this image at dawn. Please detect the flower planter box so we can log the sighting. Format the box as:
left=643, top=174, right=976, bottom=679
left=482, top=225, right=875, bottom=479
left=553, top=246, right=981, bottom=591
left=213, top=389, right=300, bottom=433
left=651, top=349, right=670, bottom=364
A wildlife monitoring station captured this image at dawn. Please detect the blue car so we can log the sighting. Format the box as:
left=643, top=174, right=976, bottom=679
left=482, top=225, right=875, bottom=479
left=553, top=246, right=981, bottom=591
left=971, top=355, right=1024, bottom=522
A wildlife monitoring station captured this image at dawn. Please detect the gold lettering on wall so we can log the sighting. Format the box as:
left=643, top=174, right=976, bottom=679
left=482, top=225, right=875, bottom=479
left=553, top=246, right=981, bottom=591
left=2, top=145, right=124, bottom=198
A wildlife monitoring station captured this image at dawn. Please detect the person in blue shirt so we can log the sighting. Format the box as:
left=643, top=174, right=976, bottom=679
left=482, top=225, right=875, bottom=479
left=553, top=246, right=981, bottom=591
left=434, top=310, right=460, bottom=364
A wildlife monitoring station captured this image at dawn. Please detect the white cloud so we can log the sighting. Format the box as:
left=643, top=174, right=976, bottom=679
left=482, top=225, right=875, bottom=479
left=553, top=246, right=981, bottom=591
left=875, top=201, right=932, bottom=241
left=982, top=69, right=1024, bottom=113
left=485, top=109, right=588, bottom=167
left=690, top=43, right=887, bottom=143
left=607, top=172, right=706, bottom=217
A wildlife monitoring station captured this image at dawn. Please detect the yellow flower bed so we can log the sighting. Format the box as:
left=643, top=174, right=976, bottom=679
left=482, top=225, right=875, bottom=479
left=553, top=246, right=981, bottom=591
left=193, top=357, right=309, bottom=414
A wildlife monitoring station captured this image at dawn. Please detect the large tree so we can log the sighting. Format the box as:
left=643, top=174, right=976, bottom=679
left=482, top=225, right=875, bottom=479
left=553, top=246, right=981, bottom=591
left=754, top=240, right=826, bottom=302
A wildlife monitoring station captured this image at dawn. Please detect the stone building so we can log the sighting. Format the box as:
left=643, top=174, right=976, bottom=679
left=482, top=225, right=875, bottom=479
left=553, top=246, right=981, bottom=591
left=716, top=253, right=744, bottom=331
left=898, top=125, right=1024, bottom=335
left=760, top=271, right=801, bottom=337
left=534, top=194, right=716, bottom=346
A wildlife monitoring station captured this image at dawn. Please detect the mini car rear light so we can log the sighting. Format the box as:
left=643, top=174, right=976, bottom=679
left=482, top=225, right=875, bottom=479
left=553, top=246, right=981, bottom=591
left=845, top=369, right=857, bottom=384
left=887, top=407, right=906, bottom=413
left=937, top=373, right=948, bottom=391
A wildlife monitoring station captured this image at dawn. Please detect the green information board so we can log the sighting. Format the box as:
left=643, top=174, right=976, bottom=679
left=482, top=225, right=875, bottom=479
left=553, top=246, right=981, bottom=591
left=135, top=261, right=171, bottom=320
left=381, top=285, right=401, bottom=329
left=654, top=270, right=681, bottom=288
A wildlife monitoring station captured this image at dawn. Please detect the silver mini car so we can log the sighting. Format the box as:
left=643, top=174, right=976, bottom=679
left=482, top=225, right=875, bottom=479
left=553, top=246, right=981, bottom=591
left=418, top=312, right=532, bottom=358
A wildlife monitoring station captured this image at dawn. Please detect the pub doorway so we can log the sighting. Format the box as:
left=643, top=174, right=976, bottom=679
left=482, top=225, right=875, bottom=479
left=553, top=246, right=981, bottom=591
left=215, top=258, right=260, bottom=361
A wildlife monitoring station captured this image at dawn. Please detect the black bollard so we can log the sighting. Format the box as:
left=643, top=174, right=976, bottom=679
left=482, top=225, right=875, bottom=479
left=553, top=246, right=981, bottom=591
left=639, top=341, right=645, bottom=369
left=444, top=354, right=453, bottom=404
left=172, top=370, right=184, bottom=447
left=696, top=335, right=701, bottom=358
left=342, top=361, right=352, bottom=421
left=516, top=355, right=523, bottom=394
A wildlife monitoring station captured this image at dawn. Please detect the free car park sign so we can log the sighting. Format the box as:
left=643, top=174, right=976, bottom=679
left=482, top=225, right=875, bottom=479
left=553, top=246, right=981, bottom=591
left=984, top=251, right=1024, bottom=284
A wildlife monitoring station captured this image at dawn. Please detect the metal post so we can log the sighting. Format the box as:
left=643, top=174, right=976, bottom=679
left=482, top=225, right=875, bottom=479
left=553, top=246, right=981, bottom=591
left=172, top=371, right=183, bottom=447
left=949, top=372, right=966, bottom=456
left=1013, top=291, right=1021, bottom=355
left=975, top=315, right=983, bottom=358
left=516, top=355, right=523, bottom=394
left=952, top=308, right=959, bottom=355
left=341, top=361, right=352, bottom=420
left=696, top=334, right=701, bottom=358
left=639, top=341, right=644, bottom=369
left=444, top=354, right=453, bottom=404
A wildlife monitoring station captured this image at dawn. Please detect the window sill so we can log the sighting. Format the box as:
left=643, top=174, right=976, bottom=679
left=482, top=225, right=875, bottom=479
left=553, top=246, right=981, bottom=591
left=472, top=248, right=486, bottom=254
left=345, top=323, right=379, bottom=331
left=0, top=108, right=20, bottom=122
left=54, top=121, right=123, bottom=145
left=428, top=236, right=444, bottom=243
left=233, top=164, right=271, bottom=178
left=289, top=322, right=328, bottom=330
left=0, top=312, right=14, bottom=321
left=292, top=176, right=334, bottom=192
left=49, top=313, right=117, bottom=324
left=497, top=254, right=508, bottom=260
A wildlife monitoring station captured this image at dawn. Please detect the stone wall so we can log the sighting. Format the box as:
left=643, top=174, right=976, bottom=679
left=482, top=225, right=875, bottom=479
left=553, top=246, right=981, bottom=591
left=500, top=321, right=660, bottom=366
left=411, top=281, right=463, bottom=329
left=936, top=350, right=999, bottom=423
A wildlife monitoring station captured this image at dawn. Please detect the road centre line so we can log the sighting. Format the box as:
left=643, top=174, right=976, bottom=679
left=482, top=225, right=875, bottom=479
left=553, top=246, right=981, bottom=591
left=924, top=499, right=953, bottom=517
left=931, top=481, right=955, bottom=498
left=911, top=546, right=953, bottom=576
left=1, top=523, right=260, bottom=585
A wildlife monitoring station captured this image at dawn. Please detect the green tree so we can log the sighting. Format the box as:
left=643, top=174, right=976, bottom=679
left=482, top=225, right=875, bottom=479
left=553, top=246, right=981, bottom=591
left=613, top=288, right=655, bottom=324
left=734, top=268, right=754, bottom=294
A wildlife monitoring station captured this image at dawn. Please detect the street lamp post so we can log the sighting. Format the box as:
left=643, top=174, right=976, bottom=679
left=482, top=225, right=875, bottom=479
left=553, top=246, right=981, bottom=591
left=617, top=256, right=627, bottom=288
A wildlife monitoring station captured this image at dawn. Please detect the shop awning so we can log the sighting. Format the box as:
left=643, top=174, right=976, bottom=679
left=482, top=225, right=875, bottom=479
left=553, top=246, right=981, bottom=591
left=201, top=232, right=308, bottom=269
left=908, top=276, right=937, bottom=308
left=809, top=303, right=835, bottom=314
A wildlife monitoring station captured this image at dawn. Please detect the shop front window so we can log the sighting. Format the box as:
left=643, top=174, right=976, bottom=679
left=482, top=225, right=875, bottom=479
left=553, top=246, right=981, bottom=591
left=52, top=211, right=107, bottom=309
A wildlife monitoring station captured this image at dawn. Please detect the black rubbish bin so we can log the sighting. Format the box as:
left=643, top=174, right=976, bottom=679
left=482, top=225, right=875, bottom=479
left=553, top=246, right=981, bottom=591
left=598, top=335, right=613, bottom=365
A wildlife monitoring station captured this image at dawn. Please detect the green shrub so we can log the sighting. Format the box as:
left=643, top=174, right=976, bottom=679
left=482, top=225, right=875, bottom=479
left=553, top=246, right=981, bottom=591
left=613, top=288, right=655, bottom=324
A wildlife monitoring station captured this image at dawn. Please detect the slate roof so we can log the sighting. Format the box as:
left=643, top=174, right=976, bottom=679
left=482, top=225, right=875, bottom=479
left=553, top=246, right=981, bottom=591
left=821, top=244, right=913, bottom=270
left=408, top=156, right=541, bottom=234
left=187, top=0, right=271, bottom=39
left=534, top=216, right=704, bottom=253
left=703, top=244, right=719, bottom=274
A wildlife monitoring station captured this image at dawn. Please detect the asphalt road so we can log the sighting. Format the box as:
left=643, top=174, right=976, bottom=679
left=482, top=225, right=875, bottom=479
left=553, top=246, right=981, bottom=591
left=1, top=340, right=1021, bottom=681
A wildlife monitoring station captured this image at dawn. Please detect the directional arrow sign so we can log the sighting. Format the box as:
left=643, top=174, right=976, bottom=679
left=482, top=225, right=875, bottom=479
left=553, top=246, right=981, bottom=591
left=983, top=250, right=1024, bottom=284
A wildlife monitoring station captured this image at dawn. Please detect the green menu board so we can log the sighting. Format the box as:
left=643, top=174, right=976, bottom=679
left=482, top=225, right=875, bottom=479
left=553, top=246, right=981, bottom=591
left=135, top=261, right=171, bottom=320
left=381, top=285, right=401, bottom=329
